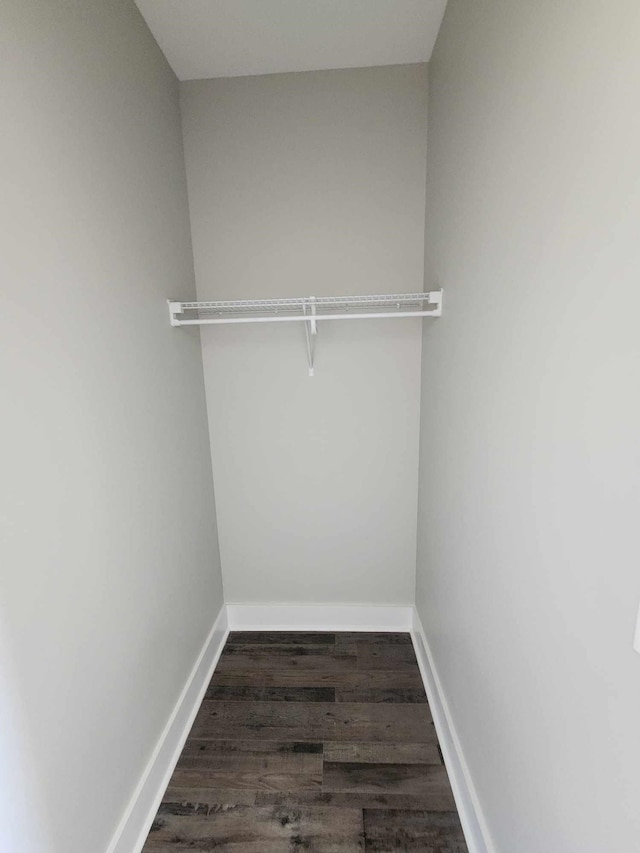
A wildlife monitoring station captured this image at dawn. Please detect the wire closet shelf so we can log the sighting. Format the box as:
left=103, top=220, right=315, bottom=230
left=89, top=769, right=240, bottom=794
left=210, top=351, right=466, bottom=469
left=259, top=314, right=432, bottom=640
left=168, top=290, right=443, bottom=375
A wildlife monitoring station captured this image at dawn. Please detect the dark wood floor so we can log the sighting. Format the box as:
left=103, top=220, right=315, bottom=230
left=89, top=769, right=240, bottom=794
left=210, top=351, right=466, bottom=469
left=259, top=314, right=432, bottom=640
left=143, top=631, right=468, bottom=852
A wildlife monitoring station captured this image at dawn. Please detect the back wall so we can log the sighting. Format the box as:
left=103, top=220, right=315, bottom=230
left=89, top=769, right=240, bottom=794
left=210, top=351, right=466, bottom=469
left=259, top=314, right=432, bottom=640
left=181, top=64, right=428, bottom=604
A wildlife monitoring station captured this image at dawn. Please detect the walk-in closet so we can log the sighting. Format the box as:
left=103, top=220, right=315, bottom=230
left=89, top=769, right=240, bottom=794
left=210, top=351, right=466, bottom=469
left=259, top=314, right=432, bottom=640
left=3, top=2, right=640, bottom=852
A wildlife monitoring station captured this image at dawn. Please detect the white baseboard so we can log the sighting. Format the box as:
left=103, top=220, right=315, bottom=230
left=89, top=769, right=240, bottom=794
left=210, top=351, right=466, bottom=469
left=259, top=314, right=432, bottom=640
left=226, top=603, right=413, bottom=632
left=411, top=609, right=494, bottom=853
left=106, top=605, right=228, bottom=853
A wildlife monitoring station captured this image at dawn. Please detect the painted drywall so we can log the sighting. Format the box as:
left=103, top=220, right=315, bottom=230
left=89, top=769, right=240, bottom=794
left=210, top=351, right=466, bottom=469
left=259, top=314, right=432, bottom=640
left=0, top=2, right=223, bottom=851
left=416, top=1, right=640, bottom=851
left=181, top=65, right=428, bottom=605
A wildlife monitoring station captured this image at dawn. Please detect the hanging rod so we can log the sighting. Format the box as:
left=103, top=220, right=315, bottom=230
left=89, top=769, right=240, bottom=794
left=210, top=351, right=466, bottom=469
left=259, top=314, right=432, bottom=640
left=168, top=291, right=442, bottom=376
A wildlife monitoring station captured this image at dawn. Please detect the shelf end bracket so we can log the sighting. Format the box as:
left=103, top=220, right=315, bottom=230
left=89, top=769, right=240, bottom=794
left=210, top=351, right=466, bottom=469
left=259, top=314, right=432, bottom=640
left=168, top=300, right=184, bottom=327
left=428, top=290, right=443, bottom=317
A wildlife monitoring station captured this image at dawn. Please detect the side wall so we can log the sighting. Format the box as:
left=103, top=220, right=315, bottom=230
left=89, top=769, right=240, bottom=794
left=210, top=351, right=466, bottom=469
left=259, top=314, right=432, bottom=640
left=181, top=65, right=428, bottom=605
left=0, top=2, right=223, bottom=851
left=417, top=2, right=640, bottom=851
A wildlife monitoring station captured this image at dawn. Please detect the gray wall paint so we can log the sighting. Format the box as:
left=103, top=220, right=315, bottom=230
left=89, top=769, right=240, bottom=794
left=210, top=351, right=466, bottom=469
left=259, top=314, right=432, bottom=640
left=181, top=65, right=428, bottom=605
left=417, top=2, right=640, bottom=851
left=0, top=2, right=223, bottom=851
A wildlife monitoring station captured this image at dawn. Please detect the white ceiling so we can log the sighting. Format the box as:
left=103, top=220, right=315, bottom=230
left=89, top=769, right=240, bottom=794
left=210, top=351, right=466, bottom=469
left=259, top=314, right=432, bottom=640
left=135, top=0, right=448, bottom=81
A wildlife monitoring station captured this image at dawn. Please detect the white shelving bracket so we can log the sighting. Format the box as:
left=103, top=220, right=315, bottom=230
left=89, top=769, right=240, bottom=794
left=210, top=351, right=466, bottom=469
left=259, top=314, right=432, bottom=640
left=168, top=300, right=183, bottom=327
left=428, top=289, right=443, bottom=316
left=303, top=297, right=318, bottom=376
left=167, top=290, right=443, bottom=375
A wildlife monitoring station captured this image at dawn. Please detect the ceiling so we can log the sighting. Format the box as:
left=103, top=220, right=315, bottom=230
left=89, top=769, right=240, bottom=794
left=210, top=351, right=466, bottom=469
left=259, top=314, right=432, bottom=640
left=135, top=0, right=448, bottom=81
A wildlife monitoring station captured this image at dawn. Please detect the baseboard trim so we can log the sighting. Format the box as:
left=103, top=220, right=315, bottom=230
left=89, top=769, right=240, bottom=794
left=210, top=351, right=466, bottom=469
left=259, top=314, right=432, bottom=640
left=226, top=603, right=413, bottom=632
left=411, top=609, right=494, bottom=853
left=106, top=605, right=228, bottom=853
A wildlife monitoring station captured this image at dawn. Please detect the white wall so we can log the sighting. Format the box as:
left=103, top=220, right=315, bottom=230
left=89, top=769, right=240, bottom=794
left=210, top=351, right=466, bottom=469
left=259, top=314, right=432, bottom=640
left=0, top=2, right=223, bottom=851
left=181, top=65, right=428, bottom=605
left=417, top=2, right=640, bottom=851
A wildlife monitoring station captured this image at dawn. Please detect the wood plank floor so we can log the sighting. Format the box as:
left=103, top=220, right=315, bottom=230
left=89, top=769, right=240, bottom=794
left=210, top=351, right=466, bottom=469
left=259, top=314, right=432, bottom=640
left=142, top=631, right=468, bottom=852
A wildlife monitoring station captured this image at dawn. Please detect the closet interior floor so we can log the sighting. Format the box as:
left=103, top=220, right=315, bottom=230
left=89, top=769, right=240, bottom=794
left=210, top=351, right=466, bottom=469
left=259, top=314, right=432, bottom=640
left=142, top=631, right=468, bottom=852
